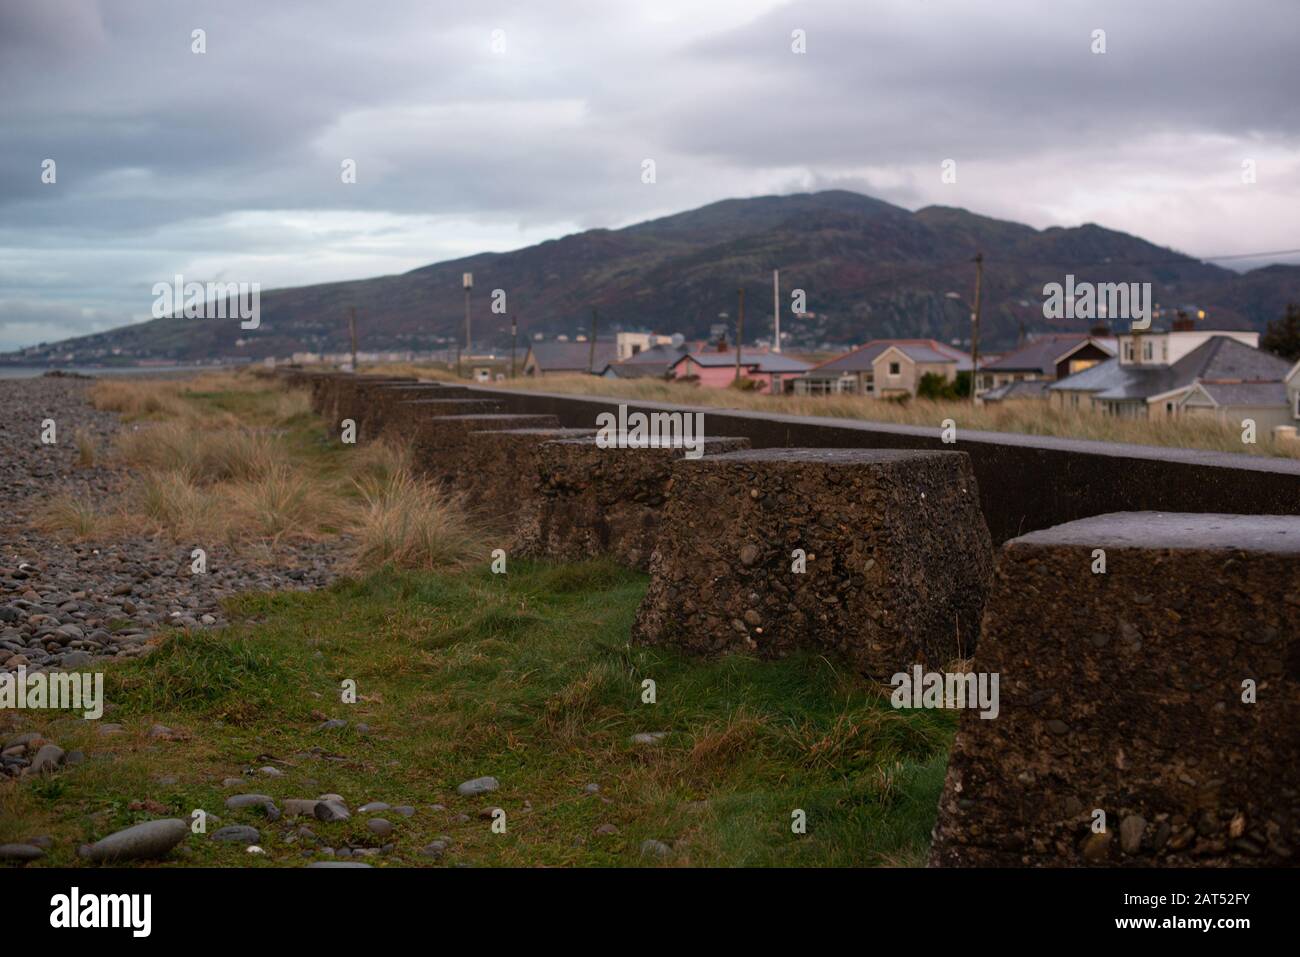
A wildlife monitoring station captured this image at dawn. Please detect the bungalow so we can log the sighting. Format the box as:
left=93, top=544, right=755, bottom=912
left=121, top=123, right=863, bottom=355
left=1049, top=327, right=1293, bottom=429
left=521, top=340, right=619, bottom=376
left=793, top=339, right=970, bottom=397
left=976, top=333, right=1115, bottom=401
left=667, top=347, right=811, bottom=393
left=598, top=341, right=693, bottom=379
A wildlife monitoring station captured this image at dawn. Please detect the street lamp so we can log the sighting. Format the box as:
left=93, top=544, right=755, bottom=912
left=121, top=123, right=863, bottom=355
left=460, top=272, right=473, bottom=378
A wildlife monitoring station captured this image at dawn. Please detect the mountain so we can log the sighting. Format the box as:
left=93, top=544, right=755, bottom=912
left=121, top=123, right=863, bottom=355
left=8, top=190, right=1299, bottom=363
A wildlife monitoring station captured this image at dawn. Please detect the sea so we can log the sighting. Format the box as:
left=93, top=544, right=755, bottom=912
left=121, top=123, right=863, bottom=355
left=0, top=365, right=208, bottom=379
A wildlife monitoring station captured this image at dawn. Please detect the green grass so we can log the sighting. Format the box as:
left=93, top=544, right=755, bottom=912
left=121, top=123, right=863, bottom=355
left=0, top=559, right=953, bottom=867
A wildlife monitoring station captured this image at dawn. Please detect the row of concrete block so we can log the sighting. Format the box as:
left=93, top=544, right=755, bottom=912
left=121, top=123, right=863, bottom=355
left=281, top=370, right=1299, bottom=867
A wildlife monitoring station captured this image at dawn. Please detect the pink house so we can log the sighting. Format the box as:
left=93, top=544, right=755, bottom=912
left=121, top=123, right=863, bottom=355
left=668, top=347, right=811, bottom=393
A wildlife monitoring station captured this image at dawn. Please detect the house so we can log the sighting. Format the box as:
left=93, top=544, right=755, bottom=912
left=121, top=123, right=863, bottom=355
left=615, top=331, right=678, bottom=360
left=793, top=339, right=971, bottom=397
left=976, top=334, right=1115, bottom=399
left=667, top=346, right=811, bottom=393
left=598, top=341, right=693, bottom=379
left=1049, top=327, right=1293, bottom=428
left=521, top=340, right=619, bottom=376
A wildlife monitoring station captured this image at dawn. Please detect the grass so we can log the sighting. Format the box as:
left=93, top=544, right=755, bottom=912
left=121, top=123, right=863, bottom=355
left=0, top=559, right=952, bottom=867
left=41, top=371, right=467, bottom=563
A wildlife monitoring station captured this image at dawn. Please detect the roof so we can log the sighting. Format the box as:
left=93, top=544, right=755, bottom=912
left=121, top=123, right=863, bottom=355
left=673, top=349, right=811, bottom=373
left=981, top=334, right=1114, bottom=375
left=808, top=339, right=971, bottom=375
left=601, top=363, right=668, bottom=379
left=1186, top=381, right=1289, bottom=407
left=1050, top=337, right=1292, bottom=402
left=526, top=341, right=619, bottom=372
left=981, top=380, right=1052, bottom=402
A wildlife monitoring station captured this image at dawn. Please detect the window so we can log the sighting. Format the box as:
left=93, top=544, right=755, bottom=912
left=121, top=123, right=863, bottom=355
left=1143, top=341, right=1153, bottom=361
left=888, top=362, right=900, bottom=376
left=1123, top=341, right=1134, bottom=361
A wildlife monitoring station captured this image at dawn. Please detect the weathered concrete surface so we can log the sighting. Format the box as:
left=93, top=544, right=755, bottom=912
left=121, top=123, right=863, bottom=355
left=468, top=386, right=1300, bottom=544
left=382, top=398, right=506, bottom=445
left=410, top=413, right=561, bottom=484
left=461, top=427, right=598, bottom=524
left=632, top=448, right=993, bottom=675
left=929, top=511, right=1300, bottom=867
left=517, top=435, right=751, bottom=570
left=369, top=383, right=478, bottom=434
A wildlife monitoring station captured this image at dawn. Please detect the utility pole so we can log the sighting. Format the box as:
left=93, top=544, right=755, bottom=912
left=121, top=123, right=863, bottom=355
left=510, top=316, right=518, bottom=378
left=971, top=251, right=983, bottom=405
left=462, top=272, right=473, bottom=378
left=588, top=307, right=598, bottom=373
left=735, top=287, right=745, bottom=383
left=348, top=306, right=358, bottom=372
left=772, top=269, right=781, bottom=353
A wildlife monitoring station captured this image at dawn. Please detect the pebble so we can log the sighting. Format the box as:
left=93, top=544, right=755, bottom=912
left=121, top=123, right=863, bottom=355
left=358, top=802, right=390, bottom=813
left=29, top=744, right=65, bottom=774
left=367, top=819, right=393, bottom=838
left=78, top=819, right=190, bottom=862
left=0, top=843, right=45, bottom=862
left=211, top=825, right=261, bottom=844
left=640, top=839, right=672, bottom=858
left=456, top=776, right=499, bottom=797
left=630, top=732, right=667, bottom=746
left=315, top=800, right=351, bottom=822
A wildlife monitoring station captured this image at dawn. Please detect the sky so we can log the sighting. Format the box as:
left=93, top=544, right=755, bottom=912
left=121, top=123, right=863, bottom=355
left=2, top=0, right=1297, bottom=351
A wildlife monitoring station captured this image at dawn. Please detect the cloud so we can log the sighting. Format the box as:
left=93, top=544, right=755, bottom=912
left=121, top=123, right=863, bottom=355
left=2, top=0, right=1297, bottom=349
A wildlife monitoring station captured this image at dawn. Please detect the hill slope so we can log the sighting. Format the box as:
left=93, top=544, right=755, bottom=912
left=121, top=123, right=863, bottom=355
left=9, top=190, right=1298, bottom=363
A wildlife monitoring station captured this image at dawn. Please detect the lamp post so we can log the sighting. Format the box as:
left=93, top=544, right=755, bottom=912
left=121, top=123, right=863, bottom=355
left=462, top=273, right=473, bottom=377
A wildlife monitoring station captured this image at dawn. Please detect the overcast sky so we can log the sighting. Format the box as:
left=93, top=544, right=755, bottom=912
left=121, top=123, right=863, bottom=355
left=2, top=0, right=1297, bottom=351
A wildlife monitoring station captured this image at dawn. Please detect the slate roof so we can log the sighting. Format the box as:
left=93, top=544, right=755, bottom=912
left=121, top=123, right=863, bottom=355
left=808, top=339, right=971, bottom=375
left=1191, top=381, right=1289, bottom=406
left=1050, top=336, right=1291, bottom=403
left=981, top=379, right=1052, bottom=401
left=526, top=341, right=619, bottom=373
left=673, top=350, right=811, bottom=373
left=981, top=334, right=1115, bottom=375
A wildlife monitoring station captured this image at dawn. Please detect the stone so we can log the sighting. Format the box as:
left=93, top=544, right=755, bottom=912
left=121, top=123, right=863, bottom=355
left=630, top=732, right=666, bottom=746
left=367, top=818, right=393, bottom=838
left=633, top=449, right=993, bottom=676
left=456, top=776, right=499, bottom=797
left=78, top=819, right=190, bottom=862
left=29, top=744, right=65, bottom=774
left=225, top=793, right=275, bottom=810
left=593, top=823, right=619, bottom=836
left=930, top=513, right=1300, bottom=867
left=315, top=800, right=351, bottom=822
left=640, top=839, right=672, bottom=858
left=391, top=805, right=415, bottom=817
left=1120, top=815, right=1147, bottom=855
left=358, top=802, right=390, bottom=813
left=419, top=840, right=448, bottom=859
left=305, top=861, right=373, bottom=868
left=211, top=825, right=261, bottom=844
left=0, top=843, right=44, bottom=862
left=283, top=799, right=321, bottom=818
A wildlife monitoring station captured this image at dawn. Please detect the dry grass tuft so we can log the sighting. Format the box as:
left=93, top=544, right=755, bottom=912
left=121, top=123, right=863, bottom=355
left=115, top=422, right=285, bottom=483
left=350, top=469, right=485, bottom=571
left=229, top=465, right=341, bottom=541
left=72, top=429, right=97, bottom=468
left=34, top=495, right=115, bottom=539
